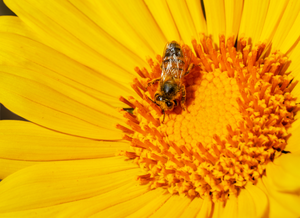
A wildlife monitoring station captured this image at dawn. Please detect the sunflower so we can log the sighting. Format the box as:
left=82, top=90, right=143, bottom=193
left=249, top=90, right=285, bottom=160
left=1, top=0, right=300, bottom=217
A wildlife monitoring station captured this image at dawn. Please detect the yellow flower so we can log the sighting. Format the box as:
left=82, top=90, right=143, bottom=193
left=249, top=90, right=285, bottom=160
left=1, top=0, right=300, bottom=217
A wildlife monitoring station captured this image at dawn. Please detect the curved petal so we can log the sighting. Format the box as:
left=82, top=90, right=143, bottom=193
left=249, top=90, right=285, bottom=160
left=0, top=30, right=135, bottom=107
left=144, top=0, right=181, bottom=43
left=262, top=175, right=300, bottom=216
left=179, top=197, right=204, bottom=218
left=245, top=183, right=269, bottom=218
left=149, top=195, right=192, bottom=218
left=4, top=0, right=149, bottom=80
left=196, top=196, right=213, bottom=218
left=274, top=153, right=300, bottom=180
left=203, top=0, right=226, bottom=44
left=0, top=66, right=124, bottom=139
left=211, top=201, right=225, bottom=218
left=221, top=196, right=238, bottom=218
left=0, top=156, right=140, bottom=213
left=0, top=16, right=34, bottom=38
left=266, top=161, right=300, bottom=193
left=238, top=0, right=270, bottom=45
left=0, top=180, right=148, bottom=217
left=236, top=188, right=256, bottom=218
left=0, top=120, right=129, bottom=161
left=89, top=189, right=170, bottom=218
left=0, top=158, right=37, bottom=179
left=166, top=0, right=200, bottom=47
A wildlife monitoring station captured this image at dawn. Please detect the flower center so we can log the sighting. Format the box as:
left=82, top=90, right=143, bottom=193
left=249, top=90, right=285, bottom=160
left=117, top=35, right=299, bottom=202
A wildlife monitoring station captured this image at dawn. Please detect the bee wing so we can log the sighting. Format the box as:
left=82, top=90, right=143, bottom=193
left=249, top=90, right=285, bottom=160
left=161, top=55, right=186, bottom=82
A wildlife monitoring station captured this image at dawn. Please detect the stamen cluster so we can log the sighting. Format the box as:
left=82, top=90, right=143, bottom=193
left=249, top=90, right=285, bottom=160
left=117, top=35, right=299, bottom=202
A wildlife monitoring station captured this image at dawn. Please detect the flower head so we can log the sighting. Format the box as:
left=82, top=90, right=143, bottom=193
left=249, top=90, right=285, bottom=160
left=1, top=0, right=300, bottom=217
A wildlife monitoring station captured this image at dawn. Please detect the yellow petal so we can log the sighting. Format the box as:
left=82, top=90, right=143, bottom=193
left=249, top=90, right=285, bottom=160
left=0, top=68, right=125, bottom=139
left=196, top=195, right=213, bottom=218
left=179, top=197, right=204, bottom=218
left=203, top=0, right=226, bottom=44
left=245, top=183, right=268, bottom=218
left=236, top=188, right=256, bottom=218
left=126, top=191, right=171, bottom=218
left=267, top=162, right=300, bottom=193
left=0, top=16, right=33, bottom=38
left=224, top=0, right=244, bottom=42
left=238, top=0, right=270, bottom=46
left=0, top=180, right=147, bottom=217
left=275, top=153, right=300, bottom=179
left=166, top=0, right=200, bottom=47
left=269, top=0, right=300, bottom=53
left=149, top=195, right=192, bottom=218
left=257, top=179, right=297, bottom=218
left=4, top=0, right=148, bottom=78
left=0, top=157, right=140, bottom=213
left=0, top=120, right=129, bottom=160
left=0, top=33, right=135, bottom=108
left=211, top=201, right=225, bottom=218
left=0, top=158, right=37, bottom=179
left=144, top=0, right=181, bottom=43
left=262, top=175, right=300, bottom=216
left=90, top=189, right=169, bottom=218
left=185, top=0, right=207, bottom=37
left=221, top=196, right=238, bottom=218
left=259, top=0, right=289, bottom=48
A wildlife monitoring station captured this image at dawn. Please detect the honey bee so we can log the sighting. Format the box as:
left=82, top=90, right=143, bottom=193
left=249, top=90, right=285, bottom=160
left=147, top=41, right=193, bottom=120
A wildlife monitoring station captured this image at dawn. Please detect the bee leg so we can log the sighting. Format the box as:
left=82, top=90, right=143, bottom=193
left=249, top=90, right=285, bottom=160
left=180, top=85, right=187, bottom=111
left=184, top=63, right=194, bottom=77
left=146, top=78, right=160, bottom=89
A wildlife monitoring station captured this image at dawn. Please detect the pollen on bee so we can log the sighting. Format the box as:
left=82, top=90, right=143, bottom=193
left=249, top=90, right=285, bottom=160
left=116, top=35, right=299, bottom=202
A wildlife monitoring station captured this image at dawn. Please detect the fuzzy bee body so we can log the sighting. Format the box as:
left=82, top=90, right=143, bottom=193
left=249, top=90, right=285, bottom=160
left=147, top=41, right=193, bottom=119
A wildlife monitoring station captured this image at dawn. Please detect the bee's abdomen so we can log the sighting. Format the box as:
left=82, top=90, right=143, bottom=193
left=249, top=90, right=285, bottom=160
left=163, top=41, right=183, bottom=59
left=162, top=41, right=185, bottom=73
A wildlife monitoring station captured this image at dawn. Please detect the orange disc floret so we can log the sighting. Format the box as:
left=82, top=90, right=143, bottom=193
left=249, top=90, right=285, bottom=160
left=117, top=35, right=299, bottom=202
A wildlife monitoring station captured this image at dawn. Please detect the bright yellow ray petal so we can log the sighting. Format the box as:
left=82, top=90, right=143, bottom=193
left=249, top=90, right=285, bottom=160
left=0, top=69, right=124, bottom=139
left=186, top=0, right=207, bottom=37
left=0, top=180, right=148, bottom=217
left=4, top=0, right=148, bottom=80
left=64, top=0, right=157, bottom=61
left=166, top=0, right=199, bottom=47
left=144, top=0, right=181, bottom=43
left=0, top=157, right=140, bottom=213
left=267, top=162, right=300, bottom=193
left=259, top=0, right=289, bottom=48
left=203, top=0, right=226, bottom=45
left=285, top=120, right=300, bottom=153
left=0, top=120, right=129, bottom=161
left=0, top=16, right=33, bottom=38
left=224, top=0, right=244, bottom=42
left=275, top=153, right=300, bottom=179
left=270, top=0, right=300, bottom=53
left=0, top=159, right=37, bottom=179
left=221, top=196, right=238, bottom=218
left=89, top=189, right=168, bottom=218
left=238, top=0, right=270, bottom=46
left=211, top=201, right=225, bottom=218
left=262, top=176, right=300, bottom=216
left=149, top=195, right=192, bottom=218
left=257, top=179, right=297, bottom=218
left=179, top=197, right=204, bottom=218
left=236, top=188, right=256, bottom=218
left=196, top=196, right=213, bottom=218
left=126, top=192, right=171, bottom=218
left=0, top=32, right=135, bottom=107
left=245, top=183, right=268, bottom=218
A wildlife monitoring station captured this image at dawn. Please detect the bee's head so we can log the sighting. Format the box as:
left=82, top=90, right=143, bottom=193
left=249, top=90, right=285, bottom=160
left=154, top=93, right=177, bottom=111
